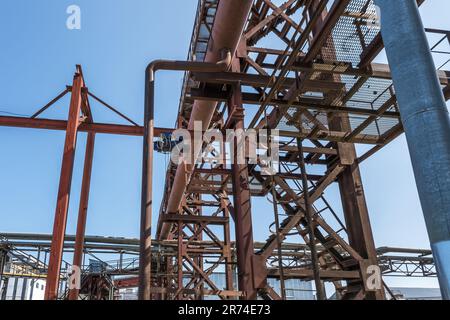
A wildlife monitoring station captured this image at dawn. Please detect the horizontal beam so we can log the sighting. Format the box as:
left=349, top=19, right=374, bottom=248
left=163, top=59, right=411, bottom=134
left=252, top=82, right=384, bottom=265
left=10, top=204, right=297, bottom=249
left=161, top=214, right=229, bottom=224
left=292, top=62, right=449, bottom=85
left=189, top=88, right=401, bottom=118
left=0, top=116, right=175, bottom=137
left=192, top=71, right=345, bottom=92
left=195, top=167, right=324, bottom=181
left=267, top=268, right=361, bottom=280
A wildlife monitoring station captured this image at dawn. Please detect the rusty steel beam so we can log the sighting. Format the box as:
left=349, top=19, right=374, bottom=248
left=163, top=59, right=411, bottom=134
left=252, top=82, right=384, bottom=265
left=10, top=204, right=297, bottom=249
left=229, top=83, right=257, bottom=300
left=44, top=70, right=83, bottom=300
left=68, top=132, right=95, bottom=300
left=3, top=0, right=447, bottom=302
left=139, top=51, right=233, bottom=299
left=0, top=115, right=187, bottom=137
left=192, top=71, right=345, bottom=91
left=291, top=62, right=449, bottom=85
left=248, top=0, right=330, bottom=129
left=158, top=0, right=254, bottom=240
left=188, top=88, right=401, bottom=118
left=0, top=116, right=143, bottom=136
left=139, top=66, right=155, bottom=300
left=31, top=89, right=70, bottom=119
left=336, top=143, right=384, bottom=299
left=308, top=0, right=384, bottom=300
left=297, top=138, right=325, bottom=300
left=304, top=0, right=351, bottom=63
left=444, top=85, right=450, bottom=100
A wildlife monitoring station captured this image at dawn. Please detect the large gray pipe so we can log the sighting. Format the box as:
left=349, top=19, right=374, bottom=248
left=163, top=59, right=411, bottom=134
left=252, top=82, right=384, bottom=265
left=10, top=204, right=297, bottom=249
left=376, top=0, right=450, bottom=299
left=157, top=0, right=254, bottom=238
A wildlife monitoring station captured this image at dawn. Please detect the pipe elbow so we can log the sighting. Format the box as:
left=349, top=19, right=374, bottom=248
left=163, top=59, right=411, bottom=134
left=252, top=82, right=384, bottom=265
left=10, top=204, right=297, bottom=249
left=145, top=48, right=231, bottom=83
left=146, top=60, right=164, bottom=82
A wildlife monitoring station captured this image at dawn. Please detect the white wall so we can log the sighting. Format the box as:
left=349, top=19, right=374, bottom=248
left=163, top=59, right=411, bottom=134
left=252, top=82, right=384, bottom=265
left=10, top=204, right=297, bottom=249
left=0, top=277, right=46, bottom=300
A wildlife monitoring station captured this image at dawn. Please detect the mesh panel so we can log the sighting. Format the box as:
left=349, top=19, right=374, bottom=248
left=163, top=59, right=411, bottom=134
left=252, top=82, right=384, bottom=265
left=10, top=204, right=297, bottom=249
left=277, top=71, right=398, bottom=140
left=322, top=0, right=380, bottom=66
left=348, top=78, right=394, bottom=110
left=192, top=0, right=219, bottom=62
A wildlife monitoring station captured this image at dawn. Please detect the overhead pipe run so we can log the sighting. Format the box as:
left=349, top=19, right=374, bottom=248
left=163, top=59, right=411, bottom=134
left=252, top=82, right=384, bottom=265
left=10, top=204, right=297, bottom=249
left=139, top=51, right=231, bottom=300
left=145, top=52, right=232, bottom=82
left=157, top=0, right=254, bottom=240
left=376, top=0, right=450, bottom=299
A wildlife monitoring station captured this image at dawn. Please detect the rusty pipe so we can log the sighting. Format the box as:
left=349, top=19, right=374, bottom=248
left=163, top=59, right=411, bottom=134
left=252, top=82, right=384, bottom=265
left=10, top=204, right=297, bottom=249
left=157, top=0, right=254, bottom=239
left=139, top=51, right=232, bottom=300
left=140, top=0, right=253, bottom=299
left=146, top=50, right=231, bottom=82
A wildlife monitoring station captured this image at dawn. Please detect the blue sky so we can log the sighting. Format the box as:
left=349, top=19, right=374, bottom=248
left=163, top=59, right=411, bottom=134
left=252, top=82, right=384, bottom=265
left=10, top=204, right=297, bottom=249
left=0, top=1, right=449, bottom=288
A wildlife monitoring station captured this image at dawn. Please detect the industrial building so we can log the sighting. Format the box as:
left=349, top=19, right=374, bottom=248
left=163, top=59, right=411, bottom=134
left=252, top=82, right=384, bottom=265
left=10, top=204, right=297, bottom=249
left=0, top=0, right=449, bottom=301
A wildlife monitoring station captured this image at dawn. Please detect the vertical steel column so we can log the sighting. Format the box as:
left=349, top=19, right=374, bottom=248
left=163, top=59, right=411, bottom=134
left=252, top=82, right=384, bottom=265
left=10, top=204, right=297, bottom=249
left=158, top=0, right=253, bottom=240
left=222, top=198, right=234, bottom=294
left=0, top=249, right=6, bottom=290
left=297, top=138, right=325, bottom=300
left=308, top=0, right=383, bottom=299
left=45, top=71, right=83, bottom=300
left=376, top=0, right=450, bottom=299
left=270, top=183, right=286, bottom=300
left=139, top=72, right=154, bottom=300
left=229, top=83, right=257, bottom=300
left=194, top=194, right=204, bottom=300
left=177, top=220, right=184, bottom=300
left=336, top=145, right=380, bottom=258
left=220, top=136, right=234, bottom=295
left=68, top=132, right=96, bottom=300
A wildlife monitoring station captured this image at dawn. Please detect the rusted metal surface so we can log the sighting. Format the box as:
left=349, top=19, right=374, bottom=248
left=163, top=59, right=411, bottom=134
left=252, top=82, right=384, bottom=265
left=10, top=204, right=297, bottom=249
left=1, top=0, right=450, bottom=300
left=157, top=0, right=449, bottom=300
left=229, top=83, right=257, bottom=300
left=158, top=0, right=254, bottom=240
left=44, top=67, right=84, bottom=300
left=139, top=47, right=233, bottom=299
left=297, top=138, right=325, bottom=300
left=0, top=232, right=438, bottom=300
left=68, top=132, right=96, bottom=300
left=139, top=68, right=155, bottom=300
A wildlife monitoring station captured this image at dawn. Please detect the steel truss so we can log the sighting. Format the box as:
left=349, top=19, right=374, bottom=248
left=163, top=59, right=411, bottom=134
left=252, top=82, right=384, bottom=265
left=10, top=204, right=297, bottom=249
left=151, top=0, right=449, bottom=300
left=1, top=0, right=449, bottom=300
left=0, top=233, right=437, bottom=300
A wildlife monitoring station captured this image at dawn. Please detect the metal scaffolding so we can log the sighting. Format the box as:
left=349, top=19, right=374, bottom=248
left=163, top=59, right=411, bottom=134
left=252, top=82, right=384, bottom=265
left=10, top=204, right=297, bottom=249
left=1, top=0, right=450, bottom=300
left=0, top=233, right=438, bottom=300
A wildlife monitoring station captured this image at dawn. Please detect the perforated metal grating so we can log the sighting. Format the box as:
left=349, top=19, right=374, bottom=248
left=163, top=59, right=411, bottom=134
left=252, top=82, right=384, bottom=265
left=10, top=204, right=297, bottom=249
left=277, top=72, right=400, bottom=140
left=322, top=0, right=380, bottom=66
left=189, top=173, right=265, bottom=195
left=190, top=0, right=219, bottom=62
left=274, top=0, right=403, bottom=141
